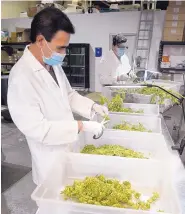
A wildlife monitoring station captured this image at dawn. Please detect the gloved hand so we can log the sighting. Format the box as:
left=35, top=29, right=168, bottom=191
left=92, top=103, right=109, bottom=117
left=119, top=73, right=129, bottom=81
left=128, top=70, right=137, bottom=79
left=83, top=121, right=105, bottom=138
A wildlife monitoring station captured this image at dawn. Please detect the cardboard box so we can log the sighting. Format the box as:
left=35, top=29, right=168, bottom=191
left=27, top=7, right=37, bottom=17
left=163, top=27, right=184, bottom=37
left=163, top=35, right=184, bottom=41
left=167, top=6, right=185, bottom=14
left=10, top=32, right=17, bottom=42
left=163, top=27, right=185, bottom=41
left=16, top=27, right=31, bottom=42
left=164, top=21, right=185, bottom=28
left=166, top=13, right=185, bottom=21
left=169, top=1, right=185, bottom=6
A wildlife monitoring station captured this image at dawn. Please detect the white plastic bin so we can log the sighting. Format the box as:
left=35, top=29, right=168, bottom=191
left=110, top=103, right=159, bottom=116
left=123, top=92, right=173, bottom=113
left=71, top=132, right=171, bottom=161
left=94, top=114, right=162, bottom=133
left=123, top=94, right=172, bottom=113
left=145, top=80, right=182, bottom=93
left=103, top=85, right=180, bottom=113
left=124, top=93, right=153, bottom=104
left=31, top=153, right=181, bottom=214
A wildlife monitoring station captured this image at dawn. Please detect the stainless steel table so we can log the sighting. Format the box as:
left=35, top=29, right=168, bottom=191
left=161, top=117, right=185, bottom=213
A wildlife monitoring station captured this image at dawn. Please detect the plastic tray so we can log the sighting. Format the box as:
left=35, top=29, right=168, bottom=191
left=71, top=132, right=171, bottom=161
left=144, top=80, right=182, bottom=93
left=31, top=153, right=181, bottom=214
left=124, top=93, right=153, bottom=104
left=122, top=94, right=172, bottom=113
left=102, top=85, right=179, bottom=113
left=94, top=114, right=162, bottom=133
left=109, top=103, right=160, bottom=116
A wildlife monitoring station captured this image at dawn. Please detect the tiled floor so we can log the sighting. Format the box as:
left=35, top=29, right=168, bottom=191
left=1, top=105, right=185, bottom=214
left=1, top=121, right=37, bottom=214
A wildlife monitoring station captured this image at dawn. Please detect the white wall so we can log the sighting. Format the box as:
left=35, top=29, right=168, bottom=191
left=69, top=11, right=140, bottom=91
left=1, top=11, right=166, bottom=91
left=148, top=11, right=165, bottom=71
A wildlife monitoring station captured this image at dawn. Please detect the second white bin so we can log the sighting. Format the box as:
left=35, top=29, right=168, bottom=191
left=94, top=114, right=162, bottom=133
left=71, top=132, right=171, bottom=161
left=31, top=153, right=181, bottom=214
left=110, top=103, right=160, bottom=116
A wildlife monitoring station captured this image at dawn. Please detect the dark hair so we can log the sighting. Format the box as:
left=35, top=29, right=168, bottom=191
left=30, top=7, right=75, bottom=43
left=112, top=34, right=127, bottom=46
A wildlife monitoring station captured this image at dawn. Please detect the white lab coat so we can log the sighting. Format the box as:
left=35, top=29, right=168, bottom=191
left=99, top=50, right=131, bottom=85
left=7, top=46, right=94, bottom=185
left=117, top=53, right=131, bottom=77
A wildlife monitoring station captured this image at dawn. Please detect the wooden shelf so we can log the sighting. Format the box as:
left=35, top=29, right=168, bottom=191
left=1, top=62, right=15, bottom=65
left=1, top=42, right=30, bottom=46
left=160, top=68, right=185, bottom=72
left=160, top=41, right=185, bottom=46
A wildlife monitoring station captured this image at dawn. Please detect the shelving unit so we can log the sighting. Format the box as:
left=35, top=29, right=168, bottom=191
left=1, top=42, right=30, bottom=46
left=1, top=42, right=90, bottom=121
left=1, top=42, right=90, bottom=89
left=157, top=41, right=185, bottom=153
left=158, top=41, right=185, bottom=73
left=63, top=43, right=90, bottom=89
left=1, top=62, right=15, bottom=66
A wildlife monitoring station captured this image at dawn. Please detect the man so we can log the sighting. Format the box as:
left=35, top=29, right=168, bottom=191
left=7, top=7, right=108, bottom=185
left=99, top=34, right=135, bottom=86
left=112, top=34, right=132, bottom=81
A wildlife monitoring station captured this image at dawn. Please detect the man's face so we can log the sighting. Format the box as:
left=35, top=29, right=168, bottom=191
left=112, top=45, right=125, bottom=58
left=112, top=45, right=118, bottom=56
left=36, top=31, right=70, bottom=58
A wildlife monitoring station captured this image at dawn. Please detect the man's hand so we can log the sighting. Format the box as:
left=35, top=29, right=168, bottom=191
left=128, top=70, right=137, bottom=79
left=92, top=104, right=109, bottom=117
left=82, top=121, right=105, bottom=138
left=119, top=73, right=130, bottom=81
left=78, top=121, right=83, bottom=133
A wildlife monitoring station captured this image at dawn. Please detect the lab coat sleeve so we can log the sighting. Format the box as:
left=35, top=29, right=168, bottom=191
left=126, top=56, right=131, bottom=72
left=63, top=74, right=94, bottom=119
left=120, top=54, right=131, bottom=75
left=7, top=76, right=78, bottom=145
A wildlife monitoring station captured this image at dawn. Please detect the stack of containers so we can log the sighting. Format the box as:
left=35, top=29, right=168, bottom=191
left=32, top=151, right=182, bottom=214
left=163, top=1, right=185, bottom=41
left=105, top=85, right=182, bottom=113
left=31, top=86, right=182, bottom=213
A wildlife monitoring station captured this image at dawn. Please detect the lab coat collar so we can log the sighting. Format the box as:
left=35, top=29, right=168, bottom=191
left=23, top=45, right=45, bottom=72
